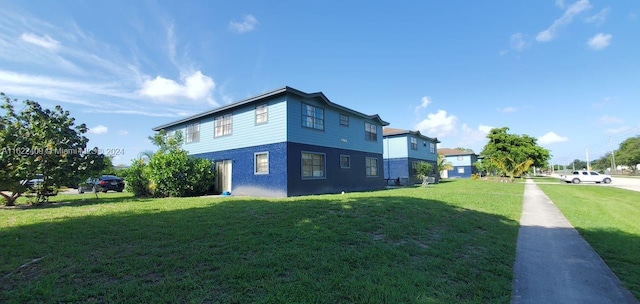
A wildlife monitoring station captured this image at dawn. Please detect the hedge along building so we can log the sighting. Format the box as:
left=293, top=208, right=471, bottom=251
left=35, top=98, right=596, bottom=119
left=152, top=86, right=389, bottom=197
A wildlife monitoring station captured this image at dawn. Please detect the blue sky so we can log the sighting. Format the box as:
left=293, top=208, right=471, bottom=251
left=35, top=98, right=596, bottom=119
left=1, top=0, right=638, bottom=167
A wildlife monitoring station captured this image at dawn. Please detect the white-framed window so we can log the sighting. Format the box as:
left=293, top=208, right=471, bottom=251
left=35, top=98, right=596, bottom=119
left=255, top=104, right=268, bottom=124
left=458, top=167, right=465, bottom=174
left=340, top=155, right=351, bottom=168
left=457, top=155, right=464, bottom=161
left=254, top=152, right=269, bottom=174
left=165, top=130, right=175, bottom=141
left=340, top=114, right=349, bottom=126
left=302, top=104, right=324, bottom=130
left=366, top=157, right=378, bottom=177
left=430, top=143, right=435, bottom=153
left=302, top=152, right=325, bottom=178
left=365, top=122, right=377, bottom=141
left=185, top=122, right=200, bottom=143
left=410, top=138, right=418, bottom=150
left=215, top=114, right=232, bottom=137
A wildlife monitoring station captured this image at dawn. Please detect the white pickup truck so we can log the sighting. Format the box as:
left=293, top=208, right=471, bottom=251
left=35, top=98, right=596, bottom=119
left=561, top=170, right=613, bottom=184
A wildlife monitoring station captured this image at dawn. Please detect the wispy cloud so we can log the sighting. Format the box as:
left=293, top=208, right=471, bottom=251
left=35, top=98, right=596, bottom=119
left=585, top=7, right=610, bottom=26
left=117, top=130, right=129, bottom=136
left=536, top=0, right=592, bottom=42
left=606, top=126, right=631, bottom=135
left=538, top=131, right=569, bottom=145
left=510, top=33, right=528, bottom=51
left=138, top=71, right=216, bottom=103
left=229, top=15, right=258, bottom=34
left=20, top=33, right=60, bottom=50
left=88, top=124, right=108, bottom=135
left=459, top=124, right=493, bottom=148
left=415, top=96, right=431, bottom=113
left=497, top=106, right=517, bottom=114
left=587, top=33, right=612, bottom=50
left=592, top=97, right=611, bottom=108
left=414, top=110, right=458, bottom=138
left=598, top=115, right=623, bottom=125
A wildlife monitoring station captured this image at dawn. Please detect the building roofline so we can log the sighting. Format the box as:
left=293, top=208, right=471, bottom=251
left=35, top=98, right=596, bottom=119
left=382, top=127, right=440, bottom=143
left=152, top=86, right=389, bottom=131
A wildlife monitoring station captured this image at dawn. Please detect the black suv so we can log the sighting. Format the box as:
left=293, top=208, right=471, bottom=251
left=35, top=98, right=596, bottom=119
left=78, top=175, right=125, bottom=193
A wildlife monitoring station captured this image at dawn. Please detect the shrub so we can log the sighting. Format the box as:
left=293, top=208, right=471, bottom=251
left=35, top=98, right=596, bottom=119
left=148, top=151, right=214, bottom=197
left=124, top=159, right=152, bottom=197
left=471, top=173, right=481, bottom=180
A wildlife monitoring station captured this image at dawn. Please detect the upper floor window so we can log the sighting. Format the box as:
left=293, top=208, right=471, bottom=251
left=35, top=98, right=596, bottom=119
left=215, top=114, right=232, bottom=137
left=185, top=123, right=200, bottom=143
left=430, top=143, right=435, bottom=153
left=340, top=114, right=349, bottom=126
left=365, top=122, right=377, bottom=141
left=410, top=138, right=418, bottom=150
left=302, top=104, right=324, bottom=130
left=255, top=104, right=268, bottom=124
left=457, top=155, right=464, bottom=161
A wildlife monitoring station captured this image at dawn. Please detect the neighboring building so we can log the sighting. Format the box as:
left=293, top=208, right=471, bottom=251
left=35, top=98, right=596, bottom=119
left=439, top=148, right=479, bottom=178
left=382, top=127, right=439, bottom=185
left=152, top=86, right=389, bottom=197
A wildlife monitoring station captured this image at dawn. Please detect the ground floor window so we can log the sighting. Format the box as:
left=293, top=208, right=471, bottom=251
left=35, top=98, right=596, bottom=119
left=366, top=157, right=378, bottom=177
left=302, top=152, right=325, bottom=178
left=340, top=155, right=351, bottom=168
left=458, top=167, right=465, bottom=174
left=254, top=152, right=269, bottom=174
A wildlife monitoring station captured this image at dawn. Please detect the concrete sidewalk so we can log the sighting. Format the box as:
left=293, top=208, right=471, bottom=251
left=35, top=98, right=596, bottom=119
left=511, top=179, right=638, bottom=304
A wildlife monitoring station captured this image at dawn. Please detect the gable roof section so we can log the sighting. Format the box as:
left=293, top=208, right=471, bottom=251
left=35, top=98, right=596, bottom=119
left=152, top=86, right=389, bottom=131
left=382, top=127, right=440, bottom=143
left=439, top=148, right=476, bottom=156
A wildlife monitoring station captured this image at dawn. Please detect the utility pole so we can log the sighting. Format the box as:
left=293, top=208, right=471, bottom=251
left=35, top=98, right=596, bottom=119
left=609, top=136, right=617, bottom=174
left=586, top=147, right=591, bottom=171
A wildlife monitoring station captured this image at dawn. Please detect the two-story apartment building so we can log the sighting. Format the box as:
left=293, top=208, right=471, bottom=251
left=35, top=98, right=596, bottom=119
left=382, top=127, right=439, bottom=185
left=152, top=86, right=389, bottom=197
left=439, top=148, right=479, bottom=179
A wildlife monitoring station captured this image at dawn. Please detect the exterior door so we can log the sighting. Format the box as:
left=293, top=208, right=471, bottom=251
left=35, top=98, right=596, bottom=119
left=215, top=160, right=232, bottom=193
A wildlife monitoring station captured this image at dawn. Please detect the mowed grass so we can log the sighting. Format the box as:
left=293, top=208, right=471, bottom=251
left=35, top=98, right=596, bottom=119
left=537, top=183, right=640, bottom=299
left=1, top=180, right=524, bottom=303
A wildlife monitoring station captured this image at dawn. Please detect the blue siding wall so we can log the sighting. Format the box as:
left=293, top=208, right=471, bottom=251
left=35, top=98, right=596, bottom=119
left=286, top=94, right=383, bottom=154
left=407, top=136, right=438, bottom=162
left=165, top=95, right=287, bottom=155
left=192, top=142, right=288, bottom=197
left=446, top=154, right=475, bottom=167
left=383, top=137, right=408, bottom=159
left=286, top=142, right=385, bottom=196
left=447, top=166, right=474, bottom=178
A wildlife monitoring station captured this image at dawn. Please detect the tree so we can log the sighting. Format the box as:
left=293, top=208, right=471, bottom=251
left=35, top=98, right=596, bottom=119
left=415, top=161, right=434, bottom=179
left=0, top=93, right=101, bottom=205
left=480, top=127, right=550, bottom=182
left=616, top=136, right=640, bottom=173
left=454, top=147, right=474, bottom=152
left=567, top=159, right=588, bottom=171
left=437, top=154, right=453, bottom=178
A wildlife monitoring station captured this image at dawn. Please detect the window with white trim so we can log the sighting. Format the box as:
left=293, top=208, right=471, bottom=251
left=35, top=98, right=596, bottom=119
left=255, top=104, right=268, bottom=124
left=430, top=143, right=435, bottom=153
left=340, top=155, right=351, bottom=168
left=215, top=114, right=232, bottom=137
left=302, top=152, right=325, bottom=178
left=410, top=138, right=418, bottom=150
left=302, top=104, right=324, bottom=130
left=458, top=167, right=465, bottom=174
left=457, top=155, right=464, bottom=161
left=339, top=114, right=349, bottom=126
left=254, top=152, right=269, bottom=174
left=365, top=122, right=377, bottom=141
left=185, top=123, right=200, bottom=143
left=366, top=157, right=378, bottom=177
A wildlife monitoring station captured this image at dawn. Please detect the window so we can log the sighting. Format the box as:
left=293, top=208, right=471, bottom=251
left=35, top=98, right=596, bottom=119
left=255, top=104, right=268, bottom=124
left=410, top=138, right=418, bottom=150
left=423, top=141, right=427, bottom=147
left=457, top=155, right=464, bottom=161
left=411, top=161, right=419, bottom=175
left=458, top=167, right=465, bottom=174
left=215, top=114, right=232, bottom=137
left=185, top=123, right=200, bottom=143
left=365, top=122, right=377, bottom=141
left=366, top=157, right=378, bottom=177
left=340, top=155, right=351, bottom=168
left=302, top=152, right=325, bottom=178
left=254, top=152, right=269, bottom=174
left=165, top=130, right=175, bottom=141
left=302, top=104, right=324, bottom=130
left=430, top=143, right=435, bottom=153
left=340, top=114, right=349, bottom=126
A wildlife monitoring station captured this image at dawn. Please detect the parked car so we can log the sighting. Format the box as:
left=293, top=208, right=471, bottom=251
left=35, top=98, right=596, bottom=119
left=21, top=174, right=44, bottom=188
left=561, top=170, right=612, bottom=184
left=78, top=175, right=125, bottom=193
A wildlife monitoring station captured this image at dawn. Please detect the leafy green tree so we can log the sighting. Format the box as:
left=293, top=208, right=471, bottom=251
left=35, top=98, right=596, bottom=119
left=480, top=127, right=550, bottom=182
left=616, top=136, right=640, bottom=173
left=454, top=147, right=474, bottom=152
left=437, top=154, right=453, bottom=178
left=124, top=159, right=152, bottom=197
left=415, top=161, right=434, bottom=179
left=567, top=159, right=588, bottom=171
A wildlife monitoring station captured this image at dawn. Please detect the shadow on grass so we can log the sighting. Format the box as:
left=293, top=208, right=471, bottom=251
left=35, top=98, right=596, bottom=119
left=2, top=194, right=520, bottom=303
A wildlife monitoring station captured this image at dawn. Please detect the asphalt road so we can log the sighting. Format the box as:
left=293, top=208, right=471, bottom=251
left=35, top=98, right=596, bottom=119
left=548, top=174, right=640, bottom=193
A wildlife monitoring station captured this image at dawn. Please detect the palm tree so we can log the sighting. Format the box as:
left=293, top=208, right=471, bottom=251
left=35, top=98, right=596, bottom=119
left=437, top=154, right=453, bottom=178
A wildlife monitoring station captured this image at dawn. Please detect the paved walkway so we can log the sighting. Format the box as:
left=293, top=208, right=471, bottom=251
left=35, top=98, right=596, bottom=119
left=511, top=179, right=638, bottom=304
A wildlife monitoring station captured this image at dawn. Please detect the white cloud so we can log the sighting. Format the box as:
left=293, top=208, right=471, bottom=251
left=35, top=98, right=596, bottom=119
left=20, top=33, right=60, bottom=50
left=536, top=0, right=592, bottom=42
left=414, top=110, right=458, bottom=138
left=585, top=8, right=610, bottom=26
left=592, top=96, right=611, bottom=108
left=88, top=124, right=108, bottom=135
left=415, top=96, right=431, bottom=113
left=556, top=0, right=565, bottom=8
left=598, top=115, right=623, bottom=125
left=138, top=70, right=216, bottom=102
left=538, top=131, right=569, bottom=145
left=478, top=125, right=494, bottom=133
left=460, top=124, right=493, bottom=145
left=117, top=130, right=129, bottom=136
left=587, top=33, right=612, bottom=50
left=510, top=33, right=527, bottom=51
left=229, top=15, right=258, bottom=33
left=606, top=126, right=631, bottom=135
left=497, top=106, right=517, bottom=113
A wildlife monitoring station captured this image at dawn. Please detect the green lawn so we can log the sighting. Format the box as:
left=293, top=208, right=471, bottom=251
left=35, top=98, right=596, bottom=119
left=537, top=183, right=640, bottom=299
left=1, top=180, right=524, bottom=303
